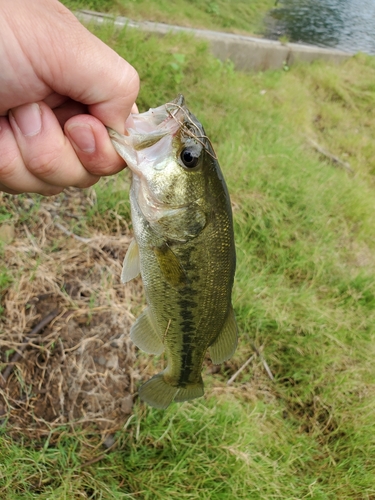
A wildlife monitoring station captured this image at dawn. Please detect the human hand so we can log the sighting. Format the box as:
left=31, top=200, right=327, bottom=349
left=0, top=0, right=139, bottom=195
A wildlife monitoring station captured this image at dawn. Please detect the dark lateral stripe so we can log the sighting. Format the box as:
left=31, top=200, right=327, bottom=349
left=177, top=295, right=198, bottom=386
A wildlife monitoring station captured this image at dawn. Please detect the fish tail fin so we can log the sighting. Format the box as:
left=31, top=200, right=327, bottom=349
left=138, top=373, right=178, bottom=409
left=174, top=379, right=204, bottom=403
left=138, top=374, right=205, bottom=409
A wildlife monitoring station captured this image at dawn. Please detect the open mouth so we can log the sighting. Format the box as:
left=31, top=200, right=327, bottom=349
left=108, top=95, right=186, bottom=170
left=130, top=94, right=185, bottom=136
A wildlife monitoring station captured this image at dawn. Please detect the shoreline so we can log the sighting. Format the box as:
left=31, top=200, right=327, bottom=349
left=76, top=9, right=352, bottom=71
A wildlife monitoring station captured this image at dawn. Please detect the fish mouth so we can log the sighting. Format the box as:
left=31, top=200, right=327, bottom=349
left=131, top=94, right=185, bottom=136
left=108, top=95, right=187, bottom=173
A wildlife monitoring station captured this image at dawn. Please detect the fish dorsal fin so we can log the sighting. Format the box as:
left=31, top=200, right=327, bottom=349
left=121, top=238, right=141, bottom=283
left=130, top=307, right=164, bottom=355
left=153, top=242, right=189, bottom=288
left=209, top=306, right=238, bottom=364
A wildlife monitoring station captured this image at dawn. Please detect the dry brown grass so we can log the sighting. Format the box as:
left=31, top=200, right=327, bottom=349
left=0, top=189, right=144, bottom=441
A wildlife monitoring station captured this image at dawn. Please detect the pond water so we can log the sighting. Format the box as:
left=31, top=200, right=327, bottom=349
left=265, top=0, right=375, bottom=55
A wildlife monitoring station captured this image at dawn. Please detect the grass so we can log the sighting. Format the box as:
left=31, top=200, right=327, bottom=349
left=1, top=12, right=375, bottom=500
left=61, top=0, right=275, bottom=35
left=0, top=399, right=316, bottom=498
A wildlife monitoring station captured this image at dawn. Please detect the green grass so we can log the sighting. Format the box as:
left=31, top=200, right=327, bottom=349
left=0, top=398, right=359, bottom=499
left=0, top=400, right=311, bottom=498
left=1, top=15, right=375, bottom=500
left=62, top=0, right=274, bottom=35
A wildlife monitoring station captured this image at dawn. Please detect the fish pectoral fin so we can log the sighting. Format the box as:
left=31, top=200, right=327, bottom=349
left=174, top=379, right=204, bottom=403
left=209, top=306, right=238, bottom=364
left=121, top=238, right=141, bottom=283
left=153, top=242, right=189, bottom=288
left=130, top=308, right=164, bottom=355
left=139, top=372, right=178, bottom=409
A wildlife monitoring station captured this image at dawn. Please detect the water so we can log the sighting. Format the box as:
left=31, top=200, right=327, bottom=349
left=265, top=0, right=375, bottom=55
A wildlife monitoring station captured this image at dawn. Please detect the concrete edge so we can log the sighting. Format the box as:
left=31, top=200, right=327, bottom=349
left=76, top=10, right=354, bottom=71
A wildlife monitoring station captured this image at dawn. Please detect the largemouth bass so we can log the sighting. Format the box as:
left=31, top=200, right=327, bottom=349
left=109, top=95, right=237, bottom=409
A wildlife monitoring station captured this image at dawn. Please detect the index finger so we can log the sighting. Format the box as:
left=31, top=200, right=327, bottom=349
left=14, top=1, right=140, bottom=132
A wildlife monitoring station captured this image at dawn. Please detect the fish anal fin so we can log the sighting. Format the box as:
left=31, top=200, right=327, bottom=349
left=153, top=242, right=188, bottom=288
left=130, top=308, right=164, bottom=355
left=139, top=373, right=178, bottom=409
left=209, top=306, right=238, bottom=364
left=174, top=380, right=204, bottom=403
left=121, top=238, right=140, bottom=283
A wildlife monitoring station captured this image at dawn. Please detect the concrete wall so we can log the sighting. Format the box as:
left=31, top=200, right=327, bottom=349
left=76, top=10, right=352, bottom=72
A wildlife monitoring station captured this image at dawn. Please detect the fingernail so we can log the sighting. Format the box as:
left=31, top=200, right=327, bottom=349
left=67, top=124, right=96, bottom=154
left=11, top=103, right=42, bottom=137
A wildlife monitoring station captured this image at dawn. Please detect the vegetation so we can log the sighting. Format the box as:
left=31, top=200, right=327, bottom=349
left=1, top=7, right=375, bottom=500
left=61, top=0, right=275, bottom=35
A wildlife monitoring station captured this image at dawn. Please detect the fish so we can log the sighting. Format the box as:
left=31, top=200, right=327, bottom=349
left=108, top=95, right=237, bottom=409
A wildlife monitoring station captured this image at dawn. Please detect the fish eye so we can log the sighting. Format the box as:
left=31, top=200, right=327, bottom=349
left=180, top=148, right=199, bottom=169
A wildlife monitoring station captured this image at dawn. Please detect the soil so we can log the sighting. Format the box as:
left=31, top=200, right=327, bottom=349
left=0, top=188, right=142, bottom=440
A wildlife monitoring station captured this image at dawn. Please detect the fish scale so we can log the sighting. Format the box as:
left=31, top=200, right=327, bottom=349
left=108, top=95, right=238, bottom=409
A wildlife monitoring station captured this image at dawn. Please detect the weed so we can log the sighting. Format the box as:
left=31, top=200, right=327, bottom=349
left=62, top=0, right=275, bottom=35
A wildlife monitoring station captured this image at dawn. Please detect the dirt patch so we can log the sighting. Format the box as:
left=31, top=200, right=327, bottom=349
left=0, top=189, right=142, bottom=440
